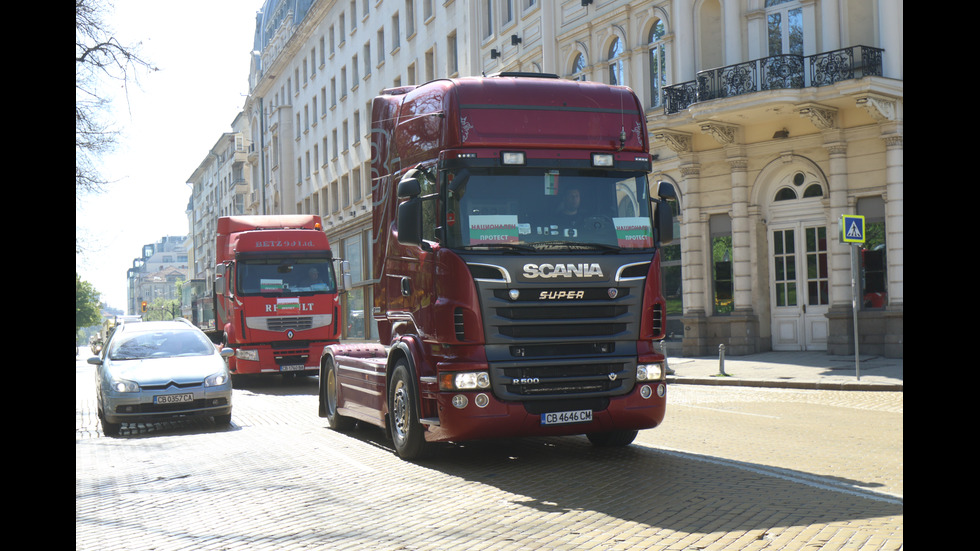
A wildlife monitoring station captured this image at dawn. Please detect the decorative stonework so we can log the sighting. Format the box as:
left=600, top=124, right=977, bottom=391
left=796, top=103, right=837, bottom=130
left=699, top=121, right=739, bottom=145
left=855, top=94, right=897, bottom=122
left=652, top=130, right=692, bottom=153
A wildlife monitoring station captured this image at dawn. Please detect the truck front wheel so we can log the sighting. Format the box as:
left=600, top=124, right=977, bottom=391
left=321, top=359, right=355, bottom=431
left=388, top=360, right=428, bottom=460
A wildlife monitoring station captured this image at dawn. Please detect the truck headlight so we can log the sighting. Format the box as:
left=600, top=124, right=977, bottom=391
left=439, top=371, right=491, bottom=391
left=637, top=363, right=664, bottom=381
left=236, top=348, right=259, bottom=362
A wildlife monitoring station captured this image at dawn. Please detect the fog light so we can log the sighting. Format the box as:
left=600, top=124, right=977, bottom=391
left=452, top=394, right=468, bottom=409
left=657, top=383, right=666, bottom=398
left=474, top=393, right=490, bottom=408
left=639, top=384, right=652, bottom=399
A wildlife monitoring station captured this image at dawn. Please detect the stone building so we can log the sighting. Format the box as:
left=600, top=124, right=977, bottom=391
left=187, top=0, right=901, bottom=357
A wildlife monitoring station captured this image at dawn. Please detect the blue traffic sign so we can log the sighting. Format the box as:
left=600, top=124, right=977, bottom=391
left=840, top=214, right=866, bottom=244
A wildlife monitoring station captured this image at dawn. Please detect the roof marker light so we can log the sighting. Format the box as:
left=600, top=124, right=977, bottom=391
left=591, top=153, right=614, bottom=167
left=501, top=151, right=526, bottom=165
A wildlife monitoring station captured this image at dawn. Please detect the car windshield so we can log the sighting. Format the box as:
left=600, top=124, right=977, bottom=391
left=237, top=257, right=336, bottom=295
left=108, top=329, right=216, bottom=361
left=445, top=167, right=656, bottom=251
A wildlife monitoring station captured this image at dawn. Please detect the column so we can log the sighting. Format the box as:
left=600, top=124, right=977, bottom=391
left=728, top=156, right=751, bottom=310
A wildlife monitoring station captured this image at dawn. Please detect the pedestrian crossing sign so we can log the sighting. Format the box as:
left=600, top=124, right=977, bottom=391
left=840, top=214, right=866, bottom=244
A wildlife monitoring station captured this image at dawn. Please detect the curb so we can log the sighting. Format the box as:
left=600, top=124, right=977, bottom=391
left=666, top=376, right=903, bottom=392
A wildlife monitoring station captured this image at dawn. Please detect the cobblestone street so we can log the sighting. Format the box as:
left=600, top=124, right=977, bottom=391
left=76, top=362, right=902, bottom=550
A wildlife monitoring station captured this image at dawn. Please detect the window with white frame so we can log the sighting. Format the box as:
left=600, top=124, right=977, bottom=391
left=648, top=19, right=667, bottom=108
left=608, top=37, right=625, bottom=86
left=765, top=0, right=804, bottom=56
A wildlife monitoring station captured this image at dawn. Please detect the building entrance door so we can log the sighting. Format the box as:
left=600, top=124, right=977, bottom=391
left=769, top=223, right=830, bottom=351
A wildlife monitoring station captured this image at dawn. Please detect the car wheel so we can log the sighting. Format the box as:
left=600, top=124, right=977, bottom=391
left=99, top=411, right=121, bottom=436
left=97, top=393, right=121, bottom=436
left=388, top=360, right=428, bottom=460
left=586, top=429, right=638, bottom=447
left=321, top=359, right=355, bottom=431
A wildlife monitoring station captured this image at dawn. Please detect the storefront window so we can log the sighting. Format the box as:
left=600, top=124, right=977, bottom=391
left=710, top=215, right=733, bottom=314
left=661, top=194, right=682, bottom=338
left=345, top=287, right=365, bottom=338
left=858, top=197, right=887, bottom=309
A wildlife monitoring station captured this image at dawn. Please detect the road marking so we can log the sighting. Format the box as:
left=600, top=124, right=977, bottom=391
left=317, top=443, right=376, bottom=473
left=679, top=404, right=781, bottom=419
left=640, top=444, right=903, bottom=505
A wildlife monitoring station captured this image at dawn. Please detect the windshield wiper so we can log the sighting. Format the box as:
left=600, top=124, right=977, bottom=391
left=529, top=241, right=622, bottom=252
left=458, top=243, right=536, bottom=252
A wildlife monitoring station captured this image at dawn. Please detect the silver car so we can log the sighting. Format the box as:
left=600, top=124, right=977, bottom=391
left=89, top=319, right=234, bottom=436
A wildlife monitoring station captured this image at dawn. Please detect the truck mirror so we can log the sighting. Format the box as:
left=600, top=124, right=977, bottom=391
left=655, top=200, right=674, bottom=245
left=397, top=177, right=422, bottom=198
left=397, top=196, right=423, bottom=247
left=651, top=181, right=675, bottom=245
left=339, top=260, right=353, bottom=291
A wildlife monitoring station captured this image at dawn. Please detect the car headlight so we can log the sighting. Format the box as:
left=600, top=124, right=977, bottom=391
left=111, top=379, right=140, bottom=393
left=439, top=371, right=491, bottom=391
left=235, top=348, right=259, bottom=362
left=204, top=372, right=230, bottom=387
left=637, top=363, right=664, bottom=381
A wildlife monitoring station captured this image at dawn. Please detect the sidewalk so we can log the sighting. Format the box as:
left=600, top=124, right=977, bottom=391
left=665, top=351, right=903, bottom=391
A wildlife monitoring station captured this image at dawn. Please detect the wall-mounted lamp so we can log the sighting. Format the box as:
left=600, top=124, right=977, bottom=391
left=772, top=129, right=789, bottom=139
left=490, top=48, right=501, bottom=59
left=511, top=34, right=522, bottom=46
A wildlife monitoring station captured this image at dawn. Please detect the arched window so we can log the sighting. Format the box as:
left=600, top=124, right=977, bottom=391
left=774, top=171, right=823, bottom=201
left=571, top=52, right=587, bottom=81
left=647, top=20, right=666, bottom=107
left=608, top=37, right=625, bottom=86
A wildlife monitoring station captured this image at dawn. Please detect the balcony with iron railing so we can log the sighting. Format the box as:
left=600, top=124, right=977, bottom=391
left=663, top=45, right=883, bottom=115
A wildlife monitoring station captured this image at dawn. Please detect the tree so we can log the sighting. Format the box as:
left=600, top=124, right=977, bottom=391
left=76, top=274, right=103, bottom=334
left=75, top=0, right=157, bottom=197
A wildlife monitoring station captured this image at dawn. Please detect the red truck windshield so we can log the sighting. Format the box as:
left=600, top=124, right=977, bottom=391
left=445, top=168, right=655, bottom=251
left=237, top=258, right=337, bottom=295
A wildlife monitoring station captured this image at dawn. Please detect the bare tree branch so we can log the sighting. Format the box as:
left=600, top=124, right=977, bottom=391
left=75, top=0, right=157, bottom=196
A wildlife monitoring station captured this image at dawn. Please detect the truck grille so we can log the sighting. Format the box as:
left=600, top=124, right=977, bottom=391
left=468, top=258, right=651, bottom=402
left=484, top=286, right=639, bottom=344
left=489, top=358, right=634, bottom=400
left=266, top=316, right=314, bottom=331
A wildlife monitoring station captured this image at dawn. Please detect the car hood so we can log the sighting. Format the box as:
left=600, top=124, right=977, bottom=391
left=107, top=355, right=227, bottom=386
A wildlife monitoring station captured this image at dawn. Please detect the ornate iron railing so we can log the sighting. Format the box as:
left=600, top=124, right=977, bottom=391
left=663, top=45, right=883, bottom=115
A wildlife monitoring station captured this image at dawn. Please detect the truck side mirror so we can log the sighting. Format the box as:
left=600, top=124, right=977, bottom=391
left=338, top=260, right=353, bottom=291
left=396, top=177, right=423, bottom=247
left=214, top=263, right=226, bottom=295
left=653, top=181, right=676, bottom=246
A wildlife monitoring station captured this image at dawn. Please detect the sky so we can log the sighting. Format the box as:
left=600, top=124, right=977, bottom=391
left=76, top=0, right=265, bottom=312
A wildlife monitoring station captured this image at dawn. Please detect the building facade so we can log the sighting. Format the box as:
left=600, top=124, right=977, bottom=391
left=125, top=236, right=189, bottom=315
left=185, top=0, right=901, bottom=357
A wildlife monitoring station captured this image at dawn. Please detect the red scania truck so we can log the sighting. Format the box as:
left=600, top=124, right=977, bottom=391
left=211, top=215, right=340, bottom=375
left=318, top=73, right=676, bottom=459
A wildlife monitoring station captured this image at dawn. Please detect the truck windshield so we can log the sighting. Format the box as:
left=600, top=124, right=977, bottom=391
left=237, top=258, right=336, bottom=296
left=445, top=167, right=655, bottom=251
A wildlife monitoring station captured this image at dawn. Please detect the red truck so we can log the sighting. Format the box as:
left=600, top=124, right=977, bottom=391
left=319, top=73, right=676, bottom=459
left=211, top=215, right=340, bottom=376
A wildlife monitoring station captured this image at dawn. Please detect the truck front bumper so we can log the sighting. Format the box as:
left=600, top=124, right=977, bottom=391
left=421, top=382, right=666, bottom=443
